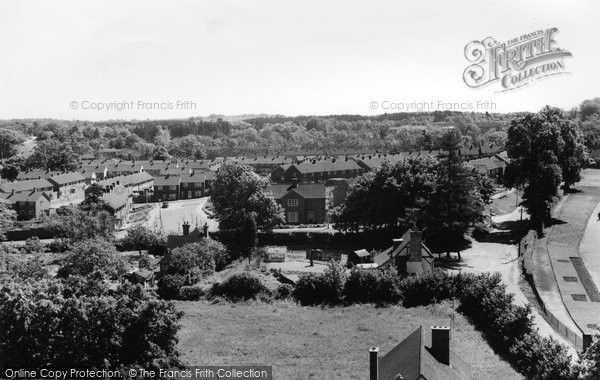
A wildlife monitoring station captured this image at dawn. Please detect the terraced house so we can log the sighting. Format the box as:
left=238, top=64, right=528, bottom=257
left=47, top=172, right=87, bottom=207
left=153, top=174, right=181, bottom=201
left=271, top=159, right=363, bottom=183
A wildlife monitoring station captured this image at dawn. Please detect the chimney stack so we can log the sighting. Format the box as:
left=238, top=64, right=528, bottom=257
left=369, top=347, right=379, bottom=380
left=182, top=222, right=190, bottom=236
left=431, top=326, right=450, bottom=366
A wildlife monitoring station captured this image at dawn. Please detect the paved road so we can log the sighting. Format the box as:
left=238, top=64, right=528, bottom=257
left=145, top=197, right=219, bottom=234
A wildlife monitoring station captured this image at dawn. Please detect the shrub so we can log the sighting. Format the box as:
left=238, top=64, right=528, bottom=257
left=293, top=261, right=346, bottom=306
left=343, top=268, right=402, bottom=305
left=274, top=284, right=293, bottom=300
left=179, top=285, right=204, bottom=301
left=157, top=274, right=187, bottom=300
left=510, top=333, right=576, bottom=380
left=138, top=254, right=153, bottom=270
left=22, top=237, right=45, bottom=254
left=47, top=239, right=71, bottom=253
left=400, top=269, right=456, bottom=307
left=214, top=272, right=270, bottom=301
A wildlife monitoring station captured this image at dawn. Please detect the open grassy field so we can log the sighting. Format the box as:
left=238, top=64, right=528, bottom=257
left=176, top=301, right=522, bottom=380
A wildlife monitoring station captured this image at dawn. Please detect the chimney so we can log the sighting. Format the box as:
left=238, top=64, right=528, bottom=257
left=182, top=222, right=190, bottom=236
left=409, top=230, right=422, bottom=262
left=392, top=238, right=403, bottom=251
left=431, top=326, right=450, bottom=366
left=369, top=347, right=379, bottom=380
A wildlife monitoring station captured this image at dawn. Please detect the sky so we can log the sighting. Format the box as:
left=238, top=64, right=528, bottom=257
left=0, top=0, right=598, bottom=121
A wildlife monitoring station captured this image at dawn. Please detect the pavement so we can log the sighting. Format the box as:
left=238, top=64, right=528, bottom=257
left=144, top=197, right=219, bottom=234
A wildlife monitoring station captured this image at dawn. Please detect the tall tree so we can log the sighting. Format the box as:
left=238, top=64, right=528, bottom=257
left=211, top=162, right=284, bottom=230
left=26, top=139, right=79, bottom=171
left=505, top=107, right=567, bottom=234
left=0, top=199, right=16, bottom=241
left=0, top=128, right=26, bottom=159
left=421, top=128, right=485, bottom=258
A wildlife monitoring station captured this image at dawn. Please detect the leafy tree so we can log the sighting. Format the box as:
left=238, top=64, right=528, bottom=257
left=505, top=107, right=584, bottom=233
left=26, top=139, right=79, bottom=171
left=152, top=145, right=171, bottom=160
left=0, top=128, right=26, bottom=159
left=420, top=129, right=485, bottom=258
left=123, top=225, right=159, bottom=254
left=0, top=278, right=182, bottom=370
left=211, top=162, right=284, bottom=230
left=0, top=199, right=16, bottom=240
left=238, top=213, right=258, bottom=259
left=332, top=156, right=438, bottom=232
left=11, top=254, right=48, bottom=280
left=168, top=136, right=207, bottom=159
left=22, top=236, right=45, bottom=254
left=47, top=206, right=115, bottom=242
left=579, top=336, right=600, bottom=379
left=580, top=97, right=600, bottom=121
left=57, top=239, right=126, bottom=280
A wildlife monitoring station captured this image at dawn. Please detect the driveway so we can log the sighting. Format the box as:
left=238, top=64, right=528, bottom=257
left=145, top=197, right=219, bottom=234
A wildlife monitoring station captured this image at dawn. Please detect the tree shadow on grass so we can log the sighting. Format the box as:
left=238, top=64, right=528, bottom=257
left=546, top=218, right=567, bottom=227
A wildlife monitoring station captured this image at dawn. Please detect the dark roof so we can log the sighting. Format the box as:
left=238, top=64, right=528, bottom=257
left=378, top=326, right=472, bottom=380
left=3, top=190, right=51, bottom=203
left=16, top=169, right=61, bottom=181
left=270, top=183, right=326, bottom=199
left=154, top=175, right=181, bottom=187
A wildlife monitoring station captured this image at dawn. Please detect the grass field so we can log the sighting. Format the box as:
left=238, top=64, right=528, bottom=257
left=176, top=301, right=522, bottom=380
left=488, top=190, right=521, bottom=216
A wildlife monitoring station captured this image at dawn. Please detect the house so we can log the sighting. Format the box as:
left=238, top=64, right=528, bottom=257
left=153, top=174, right=181, bottom=201
left=350, top=249, right=372, bottom=264
left=372, top=230, right=434, bottom=275
left=467, top=154, right=507, bottom=182
left=369, top=325, right=472, bottom=380
left=166, top=222, right=208, bottom=251
left=0, top=178, right=55, bottom=195
left=15, top=169, right=61, bottom=182
left=179, top=171, right=210, bottom=199
left=1, top=190, right=52, bottom=220
left=47, top=172, right=87, bottom=207
left=271, top=159, right=363, bottom=183
left=231, top=155, right=294, bottom=175
left=97, top=172, right=153, bottom=195
left=270, top=183, right=326, bottom=224
left=135, top=160, right=172, bottom=176
left=101, top=192, right=131, bottom=227
left=104, top=160, right=144, bottom=178
left=356, top=154, right=407, bottom=172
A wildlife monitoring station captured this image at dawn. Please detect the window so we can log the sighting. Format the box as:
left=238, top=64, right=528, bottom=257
left=287, top=198, right=298, bottom=207
left=169, top=185, right=177, bottom=190
left=287, top=212, right=298, bottom=223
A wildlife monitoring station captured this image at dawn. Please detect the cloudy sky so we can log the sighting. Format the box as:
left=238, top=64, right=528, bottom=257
left=0, top=0, right=597, bottom=120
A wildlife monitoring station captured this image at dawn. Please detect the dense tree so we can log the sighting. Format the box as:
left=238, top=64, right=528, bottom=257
left=26, top=139, right=79, bottom=171
left=211, top=162, right=284, bottom=230
left=0, top=128, right=26, bottom=159
left=580, top=98, right=600, bottom=121
left=0, top=278, right=182, bottom=370
left=332, top=157, right=438, bottom=232
left=505, top=107, right=587, bottom=233
left=420, top=129, right=485, bottom=258
left=57, top=239, right=126, bottom=280
left=47, top=206, right=115, bottom=242
left=152, top=145, right=171, bottom=160
left=168, top=135, right=207, bottom=159
left=0, top=199, right=16, bottom=241
left=122, top=225, right=166, bottom=256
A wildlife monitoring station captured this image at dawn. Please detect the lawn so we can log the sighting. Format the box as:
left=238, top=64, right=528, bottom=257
left=176, top=301, right=523, bottom=380
left=488, top=190, right=521, bottom=216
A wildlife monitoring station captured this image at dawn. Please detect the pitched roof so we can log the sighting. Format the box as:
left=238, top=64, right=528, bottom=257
left=0, top=178, right=54, bottom=193
left=16, top=169, right=61, bottom=181
left=3, top=190, right=51, bottom=203
left=270, top=183, right=326, bottom=199
left=48, top=172, right=86, bottom=185
left=180, top=171, right=209, bottom=184
left=292, top=159, right=362, bottom=174
left=101, top=192, right=129, bottom=211
left=154, top=175, right=181, bottom=186
left=378, top=326, right=472, bottom=380
left=97, top=172, right=153, bottom=188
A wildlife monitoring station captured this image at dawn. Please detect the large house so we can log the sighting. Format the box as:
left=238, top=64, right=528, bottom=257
left=47, top=172, right=87, bottom=207
left=0, top=190, right=52, bottom=220
left=270, top=183, right=326, bottom=224
left=153, top=174, right=181, bottom=201
left=179, top=171, right=212, bottom=199
left=369, top=325, right=471, bottom=380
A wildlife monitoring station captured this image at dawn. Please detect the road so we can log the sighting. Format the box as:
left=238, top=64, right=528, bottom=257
left=451, top=207, right=579, bottom=359
left=144, top=197, right=219, bottom=234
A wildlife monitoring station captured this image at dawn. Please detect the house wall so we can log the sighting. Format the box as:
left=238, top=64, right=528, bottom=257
left=153, top=185, right=180, bottom=201
left=278, top=194, right=326, bottom=224
left=180, top=182, right=205, bottom=199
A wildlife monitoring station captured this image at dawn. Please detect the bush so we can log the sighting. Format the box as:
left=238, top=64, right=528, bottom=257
left=400, top=269, right=456, bottom=307
left=179, top=285, right=204, bottom=301
left=22, top=237, right=45, bottom=254
left=274, top=284, right=293, bottom=300
left=343, top=268, right=402, bottom=305
left=157, top=274, right=187, bottom=300
left=47, top=239, right=71, bottom=253
left=293, top=262, right=346, bottom=306
left=214, top=272, right=270, bottom=301
left=510, top=333, right=576, bottom=380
